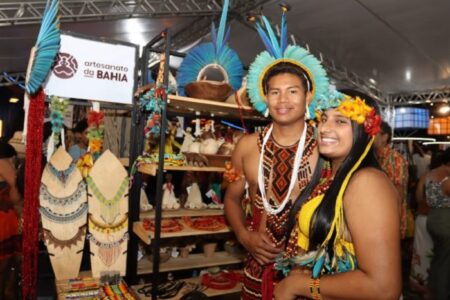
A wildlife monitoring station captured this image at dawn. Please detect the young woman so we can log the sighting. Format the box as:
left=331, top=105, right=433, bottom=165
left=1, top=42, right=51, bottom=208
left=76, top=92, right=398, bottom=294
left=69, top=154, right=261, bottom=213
left=0, top=140, right=21, bottom=300
left=274, top=92, right=402, bottom=299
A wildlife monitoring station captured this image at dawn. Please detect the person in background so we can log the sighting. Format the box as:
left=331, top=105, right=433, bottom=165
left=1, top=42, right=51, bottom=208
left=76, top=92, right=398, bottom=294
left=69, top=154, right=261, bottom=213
left=424, top=147, right=450, bottom=299
left=409, top=150, right=443, bottom=299
left=412, top=143, right=431, bottom=180
left=274, top=92, right=401, bottom=299
left=373, top=121, right=409, bottom=238
left=0, top=140, right=22, bottom=300
left=68, top=119, right=88, bottom=161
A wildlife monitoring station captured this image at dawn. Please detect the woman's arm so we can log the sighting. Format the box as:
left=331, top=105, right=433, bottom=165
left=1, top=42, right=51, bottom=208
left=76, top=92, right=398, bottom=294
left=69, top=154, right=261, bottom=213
left=0, top=159, right=20, bottom=203
left=275, top=167, right=402, bottom=300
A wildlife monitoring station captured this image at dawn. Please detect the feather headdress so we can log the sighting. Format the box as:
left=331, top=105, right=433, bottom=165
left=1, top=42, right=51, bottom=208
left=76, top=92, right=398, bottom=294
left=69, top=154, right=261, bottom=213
left=247, top=11, right=330, bottom=117
left=176, top=0, right=243, bottom=96
left=22, top=1, right=61, bottom=299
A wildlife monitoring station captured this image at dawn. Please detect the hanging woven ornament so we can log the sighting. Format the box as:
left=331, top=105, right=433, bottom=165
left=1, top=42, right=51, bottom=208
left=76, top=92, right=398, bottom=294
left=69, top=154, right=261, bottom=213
left=176, top=0, right=243, bottom=101
left=47, top=96, right=69, bottom=161
left=22, top=0, right=61, bottom=298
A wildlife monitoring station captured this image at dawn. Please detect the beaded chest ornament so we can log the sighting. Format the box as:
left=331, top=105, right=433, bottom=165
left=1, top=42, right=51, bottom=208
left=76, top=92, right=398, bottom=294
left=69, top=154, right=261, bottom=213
left=86, top=176, right=128, bottom=224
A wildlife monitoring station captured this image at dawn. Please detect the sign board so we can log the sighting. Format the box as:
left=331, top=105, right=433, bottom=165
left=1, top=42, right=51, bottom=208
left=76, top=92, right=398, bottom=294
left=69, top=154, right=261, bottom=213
left=44, top=33, right=138, bottom=104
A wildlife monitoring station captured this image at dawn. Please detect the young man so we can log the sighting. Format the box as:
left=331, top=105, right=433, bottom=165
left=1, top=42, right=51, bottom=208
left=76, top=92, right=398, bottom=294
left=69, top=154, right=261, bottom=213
left=68, top=119, right=88, bottom=161
left=373, top=121, right=409, bottom=239
left=224, top=12, right=333, bottom=299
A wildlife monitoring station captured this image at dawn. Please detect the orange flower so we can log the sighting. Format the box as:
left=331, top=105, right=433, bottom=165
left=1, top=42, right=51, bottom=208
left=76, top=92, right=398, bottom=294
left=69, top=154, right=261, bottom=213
left=89, top=139, right=103, bottom=153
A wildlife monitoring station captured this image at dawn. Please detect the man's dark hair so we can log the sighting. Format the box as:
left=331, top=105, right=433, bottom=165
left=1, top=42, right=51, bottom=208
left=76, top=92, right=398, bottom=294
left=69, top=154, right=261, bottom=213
left=73, top=119, right=88, bottom=133
left=0, top=140, right=17, bottom=159
left=380, top=121, right=392, bottom=143
left=262, top=62, right=310, bottom=95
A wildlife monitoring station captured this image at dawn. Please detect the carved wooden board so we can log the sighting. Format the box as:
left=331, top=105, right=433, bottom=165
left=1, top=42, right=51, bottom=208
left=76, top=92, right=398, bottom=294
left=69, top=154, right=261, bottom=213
left=39, top=147, right=87, bottom=280
left=87, top=150, right=129, bottom=277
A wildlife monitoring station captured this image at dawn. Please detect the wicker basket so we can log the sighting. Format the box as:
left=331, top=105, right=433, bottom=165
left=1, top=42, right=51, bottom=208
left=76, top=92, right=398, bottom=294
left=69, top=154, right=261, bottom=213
left=184, top=81, right=233, bottom=101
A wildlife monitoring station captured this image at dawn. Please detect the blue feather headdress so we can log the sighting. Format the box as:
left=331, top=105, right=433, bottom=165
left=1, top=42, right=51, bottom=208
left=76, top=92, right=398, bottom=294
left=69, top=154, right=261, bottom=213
left=176, top=0, right=243, bottom=96
left=247, top=12, right=331, bottom=118
left=26, top=0, right=61, bottom=95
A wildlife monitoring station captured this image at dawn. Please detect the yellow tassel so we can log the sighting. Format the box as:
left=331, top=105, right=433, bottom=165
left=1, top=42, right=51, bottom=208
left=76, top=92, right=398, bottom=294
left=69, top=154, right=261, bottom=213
left=322, top=137, right=375, bottom=245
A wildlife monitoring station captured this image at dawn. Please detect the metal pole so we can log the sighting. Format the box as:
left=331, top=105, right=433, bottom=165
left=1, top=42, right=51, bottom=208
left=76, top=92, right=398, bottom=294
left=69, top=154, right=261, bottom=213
left=150, top=28, right=171, bottom=300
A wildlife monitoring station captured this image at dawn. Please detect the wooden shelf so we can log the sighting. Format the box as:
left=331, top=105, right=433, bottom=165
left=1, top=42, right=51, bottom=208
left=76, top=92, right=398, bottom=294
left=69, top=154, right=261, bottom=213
left=138, top=164, right=225, bottom=176
left=137, top=251, right=243, bottom=275
left=140, top=208, right=224, bottom=219
left=167, top=94, right=263, bottom=120
left=133, top=220, right=231, bottom=245
left=132, top=276, right=242, bottom=300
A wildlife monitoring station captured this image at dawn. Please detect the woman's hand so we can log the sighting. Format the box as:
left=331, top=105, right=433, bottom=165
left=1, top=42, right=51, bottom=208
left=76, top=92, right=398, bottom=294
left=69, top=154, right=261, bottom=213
left=274, top=272, right=309, bottom=300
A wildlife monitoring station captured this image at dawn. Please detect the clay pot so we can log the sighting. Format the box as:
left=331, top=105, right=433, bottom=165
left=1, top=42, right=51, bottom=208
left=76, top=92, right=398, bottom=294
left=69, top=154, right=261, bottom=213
left=180, top=247, right=190, bottom=258
left=202, top=242, right=217, bottom=258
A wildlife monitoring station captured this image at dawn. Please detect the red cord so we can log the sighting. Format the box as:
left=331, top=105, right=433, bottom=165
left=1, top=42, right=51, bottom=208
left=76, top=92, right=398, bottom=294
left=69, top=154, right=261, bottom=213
left=22, top=89, right=45, bottom=300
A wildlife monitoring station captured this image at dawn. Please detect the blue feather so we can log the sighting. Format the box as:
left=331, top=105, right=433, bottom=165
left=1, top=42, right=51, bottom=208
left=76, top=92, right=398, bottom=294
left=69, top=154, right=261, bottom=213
left=280, top=12, right=288, bottom=54
left=223, top=26, right=231, bottom=49
left=261, top=16, right=282, bottom=58
left=216, top=0, right=229, bottom=56
left=312, top=254, right=325, bottom=278
left=255, top=23, right=277, bottom=57
left=211, top=22, right=217, bottom=48
left=26, top=0, right=60, bottom=95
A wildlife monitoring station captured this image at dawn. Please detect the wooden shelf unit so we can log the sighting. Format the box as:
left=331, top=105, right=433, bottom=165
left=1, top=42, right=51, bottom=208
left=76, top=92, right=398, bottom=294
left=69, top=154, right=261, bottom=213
left=133, top=220, right=231, bottom=245
left=137, top=251, right=243, bottom=275
left=167, top=94, right=262, bottom=120
left=140, top=208, right=224, bottom=220
left=132, top=277, right=242, bottom=300
left=138, top=164, right=225, bottom=176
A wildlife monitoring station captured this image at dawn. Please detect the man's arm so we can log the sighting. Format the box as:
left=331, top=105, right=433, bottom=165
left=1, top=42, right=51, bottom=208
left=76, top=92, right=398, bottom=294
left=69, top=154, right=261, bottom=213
left=224, top=135, right=251, bottom=243
left=224, top=135, right=281, bottom=265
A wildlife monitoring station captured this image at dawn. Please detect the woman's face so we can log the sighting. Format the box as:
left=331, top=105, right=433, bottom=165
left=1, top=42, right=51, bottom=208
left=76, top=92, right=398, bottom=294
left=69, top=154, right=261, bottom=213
left=318, top=108, right=354, bottom=163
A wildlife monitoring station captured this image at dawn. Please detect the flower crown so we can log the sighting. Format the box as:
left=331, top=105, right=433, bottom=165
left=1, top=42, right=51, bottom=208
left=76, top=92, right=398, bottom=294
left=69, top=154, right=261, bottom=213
left=317, top=95, right=381, bottom=136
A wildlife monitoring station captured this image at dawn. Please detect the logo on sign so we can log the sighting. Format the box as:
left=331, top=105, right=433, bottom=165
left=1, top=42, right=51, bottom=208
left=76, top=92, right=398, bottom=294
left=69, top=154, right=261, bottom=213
left=53, top=53, right=78, bottom=79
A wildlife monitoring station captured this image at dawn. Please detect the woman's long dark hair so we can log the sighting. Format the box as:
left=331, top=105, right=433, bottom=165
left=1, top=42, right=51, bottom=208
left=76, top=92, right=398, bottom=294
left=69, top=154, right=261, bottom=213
left=308, top=90, right=382, bottom=251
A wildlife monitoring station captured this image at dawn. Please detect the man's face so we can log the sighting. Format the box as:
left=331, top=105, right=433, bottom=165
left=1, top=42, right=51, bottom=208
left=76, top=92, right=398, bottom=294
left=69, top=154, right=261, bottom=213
left=76, top=129, right=89, bottom=147
left=265, top=73, right=312, bottom=126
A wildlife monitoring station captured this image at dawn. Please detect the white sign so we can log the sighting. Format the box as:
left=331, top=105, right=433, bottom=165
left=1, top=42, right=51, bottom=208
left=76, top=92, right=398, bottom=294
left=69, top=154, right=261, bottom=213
left=44, top=33, right=137, bottom=104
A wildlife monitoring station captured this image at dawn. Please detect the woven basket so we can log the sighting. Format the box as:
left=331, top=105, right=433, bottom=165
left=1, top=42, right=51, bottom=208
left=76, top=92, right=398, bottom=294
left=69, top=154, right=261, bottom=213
left=184, top=81, right=233, bottom=101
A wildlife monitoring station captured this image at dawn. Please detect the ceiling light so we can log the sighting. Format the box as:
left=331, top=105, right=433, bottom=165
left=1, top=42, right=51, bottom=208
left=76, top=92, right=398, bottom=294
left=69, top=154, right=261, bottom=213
left=9, top=97, right=19, bottom=103
left=423, top=141, right=450, bottom=145
left=438, top=105, right=450, bottom=114
left=369, top=78, right=377, bottom=85
left=405, top=69, right=412, bottom=81
left=425, top=99, right=431, bottom=103
left=430, top=103, right=434, bottom=106
left=392, top=137, right=436, bottom=142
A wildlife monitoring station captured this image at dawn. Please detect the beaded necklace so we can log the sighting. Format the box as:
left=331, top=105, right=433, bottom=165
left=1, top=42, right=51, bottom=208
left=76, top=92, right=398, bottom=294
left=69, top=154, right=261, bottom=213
left=46, top=161, right=77, bottom=185
left=40, top=181, right=86, bottom=207
left=42, top=225, right=86, bottom=250
left=87, top=232, right=129, bottom=267
left=86, top=176, right=128, bottom=224
left=39, top=202, right=88, bottom=224
left=88, top=214, right=128, bottom=234
left=258, top=124, right=307, bottom=215
left=256, top=125, right=315, bottom=248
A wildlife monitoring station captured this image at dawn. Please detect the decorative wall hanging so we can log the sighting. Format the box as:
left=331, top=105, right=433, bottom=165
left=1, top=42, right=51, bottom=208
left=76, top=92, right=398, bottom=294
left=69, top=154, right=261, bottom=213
left=47, top=96, right=70, bottom=161
left=87, top=150, right=129, bottom=277
left=39, top=147, right=87, bottom=280
left=22, top=0, right=61, bottom=296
